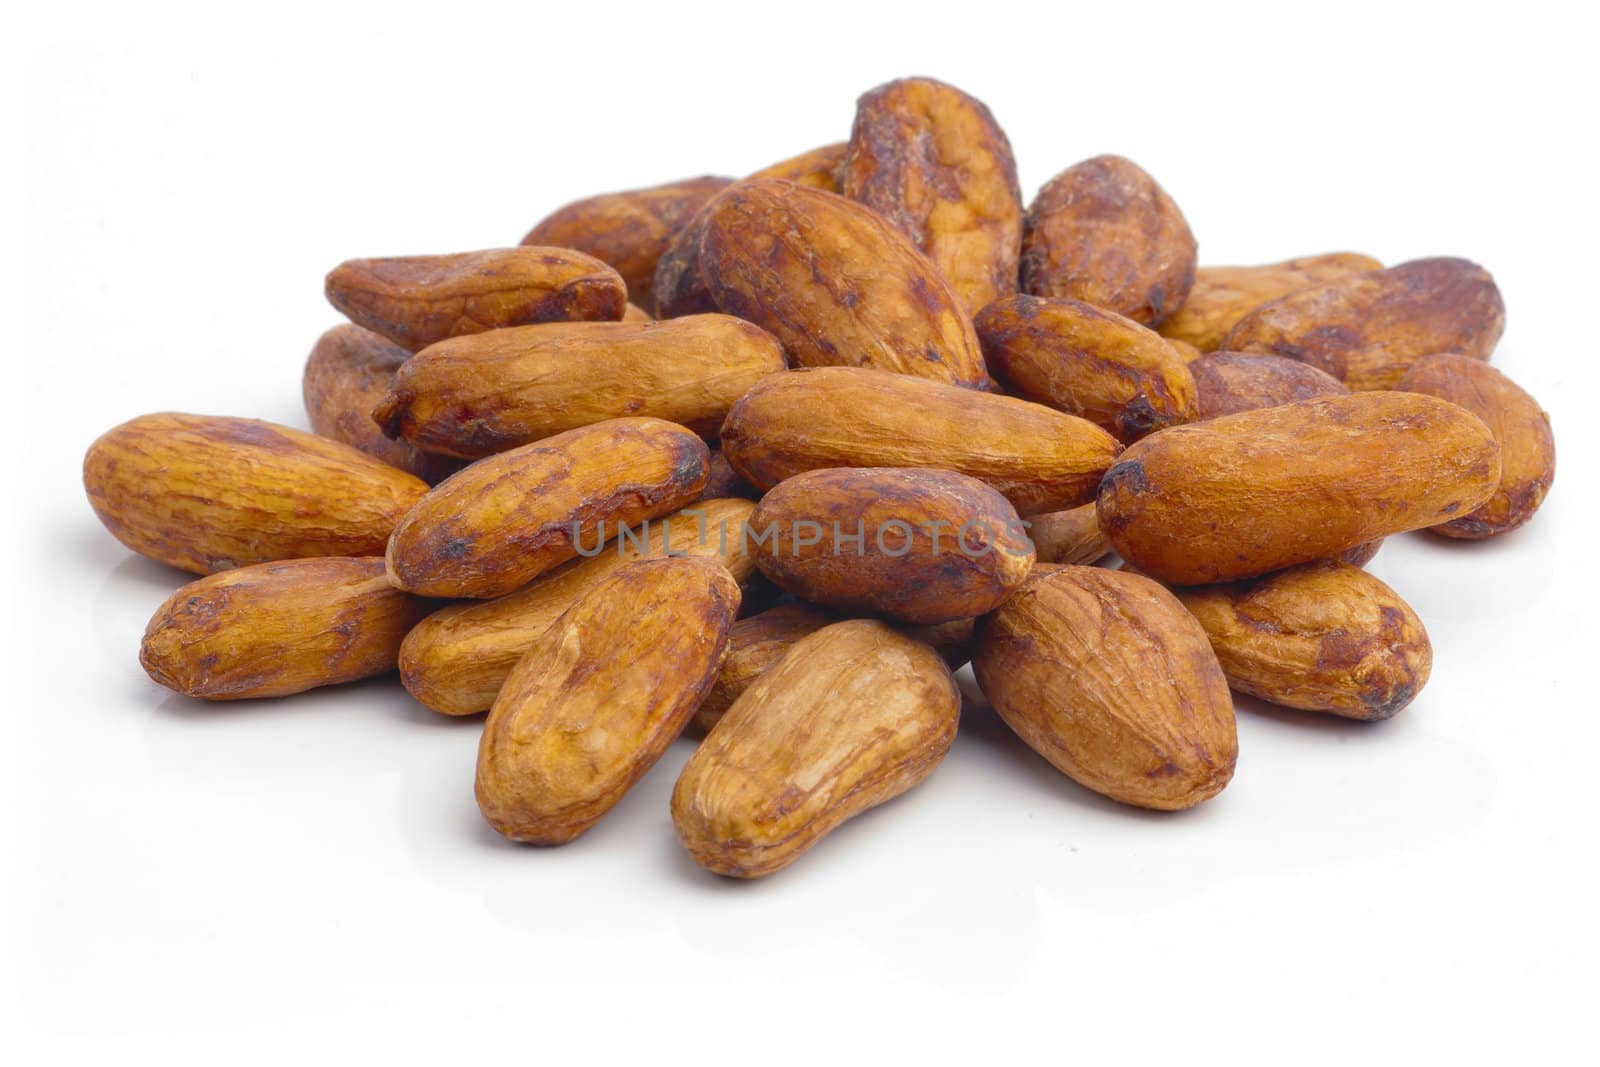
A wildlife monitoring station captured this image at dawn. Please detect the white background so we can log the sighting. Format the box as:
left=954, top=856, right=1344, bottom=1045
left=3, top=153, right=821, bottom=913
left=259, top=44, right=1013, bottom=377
left=7, top=1, right=1598, bottom=1062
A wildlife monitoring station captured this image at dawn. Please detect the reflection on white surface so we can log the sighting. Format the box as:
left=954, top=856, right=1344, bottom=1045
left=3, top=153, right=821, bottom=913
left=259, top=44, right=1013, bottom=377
left=21, top=379, right=1579, bottom=1064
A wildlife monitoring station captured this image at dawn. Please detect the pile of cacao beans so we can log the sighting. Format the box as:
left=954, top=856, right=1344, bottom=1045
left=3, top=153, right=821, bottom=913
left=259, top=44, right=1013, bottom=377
left=83, top=77, right=1554, bottom=878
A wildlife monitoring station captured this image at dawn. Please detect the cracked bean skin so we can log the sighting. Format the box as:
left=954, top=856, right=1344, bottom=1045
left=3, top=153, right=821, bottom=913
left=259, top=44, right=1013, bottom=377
left=975, top=293, right=1198, bottom=442
left=324, top=247, right=626, bottom=352
left=973, top=565, right=1237, bottom=811
left=1188, top=351, right=1349, bottom=420
left=719, top=366, right=1119, bottom=515
left=476, top=556, right=741, bottom=845
left=842, top=77, right=1022, bottom=313
left=84, top=413, right=429, bottom=575
left=1221, top=257, right=1505, bottom=390
left=140, top=556, right=432, bottom=700
left=1397, top=353, right=1555, bottom=538
left=1169, top=560, right=1431, bottom=720
left=651, top=204, right=722, bottom=320
left=1027, top=503, right=1112, bottom=566
left=749, top=466, right=1034, bottom=624
left=399, top=498, right=756, bottom=717
left=520, top=176, right=732, bottom=315
left=1020, top=155, right=1196, bottom=327
left=672, top=619, right=960, bottom=878
left=374, top=315, right=786, bottom=458
left=698, top=179, right=989, bottom=387
left=1158, top=253, right=1382, bottom=353
left=301, top=323, right=463, bottom=483
left=385, top=417, right=708, bottom=599
left=1097, top=392, right=1502, bottom=585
